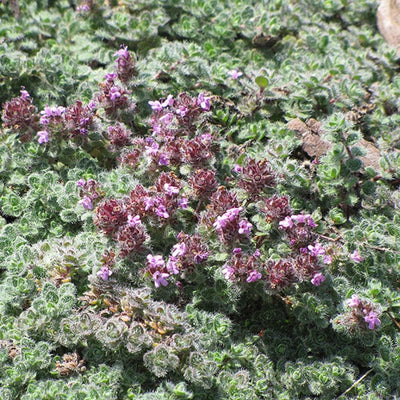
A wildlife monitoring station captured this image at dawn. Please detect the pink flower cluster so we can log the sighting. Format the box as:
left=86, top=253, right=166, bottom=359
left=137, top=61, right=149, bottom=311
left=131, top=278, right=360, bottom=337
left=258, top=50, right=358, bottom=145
left=265, top=253, right=324, bottom=289
left=95, top=73, right=132, bottom=118
left=1, top=87, right=40, bottom=142
left=278, top=213, right=317, bottom=249
left=169, top=232, right=209, bottom=270
left=114, top=45, right=137, bottom=83
left=213, top=207, right=253, bottom=246
left=93, top=173, right=190, bottom=258
left=222, top=248, right=262, bottom=283
left=236, top=158, right=276, bottom=200
left=345, top=294, right=381, bottom=330
left=78, top=179, right=105, bottom=211
left=38, top=100, right=96, bottom=143
left=145, top=232, right=209, bottom=287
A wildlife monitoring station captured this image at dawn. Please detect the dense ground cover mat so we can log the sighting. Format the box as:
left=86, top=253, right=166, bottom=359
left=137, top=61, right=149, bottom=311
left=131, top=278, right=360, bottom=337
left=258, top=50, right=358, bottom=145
left=1, top=0, right=400, bottom=399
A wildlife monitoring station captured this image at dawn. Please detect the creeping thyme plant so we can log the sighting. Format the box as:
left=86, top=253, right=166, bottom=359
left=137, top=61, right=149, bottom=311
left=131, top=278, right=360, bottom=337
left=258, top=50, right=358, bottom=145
left=1, top=0, right=400, bottom=398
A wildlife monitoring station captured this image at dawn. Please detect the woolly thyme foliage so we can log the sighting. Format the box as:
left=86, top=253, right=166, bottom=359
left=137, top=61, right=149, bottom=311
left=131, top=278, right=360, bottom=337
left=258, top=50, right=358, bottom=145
left=2, top=1, right=400, bottom=398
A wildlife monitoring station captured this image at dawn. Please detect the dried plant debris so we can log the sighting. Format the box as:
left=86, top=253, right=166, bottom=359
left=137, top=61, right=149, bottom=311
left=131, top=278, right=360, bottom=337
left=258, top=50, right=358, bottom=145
left=55, top=352, right=86, bottom=377
left=0, top=339, right=20, bottom=359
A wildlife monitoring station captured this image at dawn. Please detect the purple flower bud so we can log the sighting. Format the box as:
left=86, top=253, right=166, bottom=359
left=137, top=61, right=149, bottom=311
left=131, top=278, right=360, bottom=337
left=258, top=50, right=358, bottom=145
left=79, top=195, right=93, bottom=210
left=350, top=250, right=363, bottom=263
left=167, top=257, right=179, bottom=274
left=77, top=178, right=86, bottom=187
left=97, top=265, right=113, bottom=281
left=246, top=270, right=262, bottom=283
left=152, top=271, right=170, bottom=288
left=105, top=72, right=117, bottom=81
left=197, top=92, right=211, bottom=111
left=238, top=219, right=252, bottom=235
left=178, top=197, right=188, bottom=209
left=148, top=100, right=163, bottom=111
left=347, top=294, right=360, bottom=308
left=37, top=130, right=50, bottom=144
left=233, top=248, right=242, bottom=254
left=364, top=312, right=381, bottom=330
left=307, top=242, right=325, bottom=257
left=311, top=272, right=325, bottom=286
left=161, top=94, right=174, bottom=108
left=127, top=214, right=141, bottom=226
left=279, top=216, right=293, bottom=229
left=147, top=254, right=165, bottom=268
left=227, top=69, right=243, bottom=79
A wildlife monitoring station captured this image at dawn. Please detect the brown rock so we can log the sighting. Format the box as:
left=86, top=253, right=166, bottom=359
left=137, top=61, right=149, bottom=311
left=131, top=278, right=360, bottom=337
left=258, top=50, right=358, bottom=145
left=287, top=118, right=382, bottom=172
left=377, top=0, right=400, bottom=52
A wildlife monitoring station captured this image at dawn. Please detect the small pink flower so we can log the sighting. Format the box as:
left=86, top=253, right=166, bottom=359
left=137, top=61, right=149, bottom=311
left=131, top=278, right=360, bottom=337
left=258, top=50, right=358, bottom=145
left=77, top=179, right=86, bottom=187
left=308, top=242, right=325, bottom=257
left=178, top=198, right=188, bottom=209
left=166, top=257, right=179, bottom=275
left=323, top=255, right=333, bottom=265
left=364, top=312, right=381, bottom=330
left=279, top=216, right=293, bottom=229
left=152, top=271, right=170, bottom=288
left=147, top=254, right=165, bottom=268
left=127, top=214, right=141, bottom=226
left=233, top=164, right=242, bottom=173
left=164, top=183, right=179, bottom=196
left=246, top=270, right=262, bottom=283
left=350, top=250, right=363, bottom=263
left=311, top=272, right=325, bottom=286
left=347, top=294, right=360, bottom=308
left=161, top=94, right=174, bottom=108
left=238, top=219, right=252, bottom=235
left=159, top=112, right=173, bottom=125
left=155, top=204, right=169, bottom=219
left=148, top=100, right=163, bottom=111
left=197, top=92, right=211, bottom=111
left=20, top=87, right=30, bottom=99
left=227, top=69, right=243, bottom=79
left=171, top=242, right=187, bottom=257
left=222, top=265, right=235, bottom=280
left=104, top=72, right=117, bottom=81
left=37, top=130, right=50, bottom=144
left=158, top=153, right=170, bottom=165
left=79, top=195, right=93, bottom=210
left=97, top=266, right=113, bottom=281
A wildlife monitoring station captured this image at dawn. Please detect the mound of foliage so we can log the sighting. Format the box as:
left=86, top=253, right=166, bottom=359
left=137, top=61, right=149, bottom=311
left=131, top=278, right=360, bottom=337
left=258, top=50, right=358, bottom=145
left=1, top=0, right=400, bottom=399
